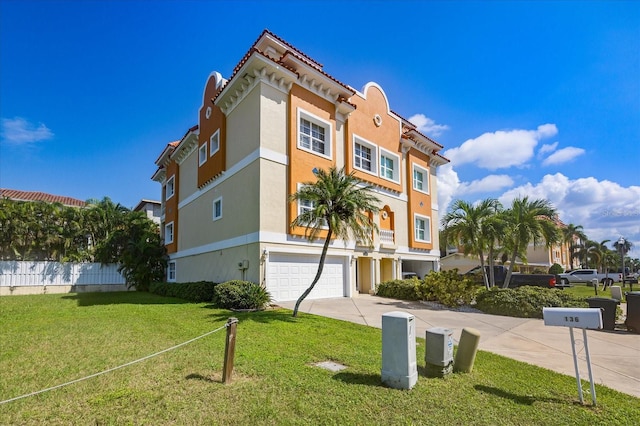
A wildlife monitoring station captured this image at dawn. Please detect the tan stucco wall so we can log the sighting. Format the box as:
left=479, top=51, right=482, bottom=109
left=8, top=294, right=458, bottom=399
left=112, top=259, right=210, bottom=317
left=226, top=84, right=261, bottom=168
left=178, top=164, right=261, bottom=250
left=175, top=243, right=261, bottom=284
left=259, top=159, right=288, bottom=234
left=260, top=83, right=288, bottom=155
left=179, top=149, right=198, bottom=202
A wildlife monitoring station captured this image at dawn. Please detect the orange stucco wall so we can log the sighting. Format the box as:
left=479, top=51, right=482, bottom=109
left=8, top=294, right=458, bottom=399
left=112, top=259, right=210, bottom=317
left=380, top=205, right=394, bottom=232
left=407, top=148, right=433, bottom=250
left=288, top=84, right=336, bottom=238
left=346, top=84, right=402, bottom=193
left=164, top=161, right=179, bottom=254
left=198, top=74, right=227, bottom=188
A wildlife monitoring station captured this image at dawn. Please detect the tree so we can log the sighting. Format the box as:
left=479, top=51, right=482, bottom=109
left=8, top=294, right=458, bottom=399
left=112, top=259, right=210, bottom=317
left=95, top=211, right=166, bottom=291
left=289, top=167, right=380, bottom=317
left=501, top=197, right=559, bottom=288
left=442, top=198, right=502, bottom=289
left=613, top=238, right=633, bottom=257
left=85, top=197, right=129, bottom=261
left=562, top=223, right=587, bottom=269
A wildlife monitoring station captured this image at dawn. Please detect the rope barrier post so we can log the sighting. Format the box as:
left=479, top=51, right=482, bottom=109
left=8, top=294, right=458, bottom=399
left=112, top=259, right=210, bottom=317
left=222, top=317, right=239, bottom=384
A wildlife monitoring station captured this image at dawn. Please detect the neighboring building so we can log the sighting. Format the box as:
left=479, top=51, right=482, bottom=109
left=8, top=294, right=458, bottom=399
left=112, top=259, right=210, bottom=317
left=152, top=30, right=449, bottom=301
left=0, top=188, right=86, bottom=207
left=441, top=217, right=574, bottom=274
left=133, top=199, right=162, bottom=225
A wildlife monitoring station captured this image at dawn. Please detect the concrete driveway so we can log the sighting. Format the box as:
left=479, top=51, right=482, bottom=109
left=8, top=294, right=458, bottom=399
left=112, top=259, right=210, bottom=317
left=278, top=294, right=640, bottom=398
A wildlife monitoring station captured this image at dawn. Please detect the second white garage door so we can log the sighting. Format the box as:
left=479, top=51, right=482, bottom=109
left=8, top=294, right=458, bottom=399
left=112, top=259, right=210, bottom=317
left=267, top=254, right=346, bottom=302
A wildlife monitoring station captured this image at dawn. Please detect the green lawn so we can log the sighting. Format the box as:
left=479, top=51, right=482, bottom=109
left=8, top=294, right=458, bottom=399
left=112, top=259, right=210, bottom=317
left=562, top=282, right=636, bottom=301
left=1, top=292, right=639, bottom=425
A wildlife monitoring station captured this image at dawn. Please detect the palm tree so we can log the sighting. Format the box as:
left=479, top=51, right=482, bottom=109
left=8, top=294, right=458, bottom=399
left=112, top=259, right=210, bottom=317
left=501, top=197, right=559, bottom=288
left=442, top=198, right=502, bottom=289
left=562, top=223, right=587, bottom=269
left=85, top=197, right=129, bottom=261
left=613, top=238, right=634, bottom=278
left=289, top=167, right=380, bottom=317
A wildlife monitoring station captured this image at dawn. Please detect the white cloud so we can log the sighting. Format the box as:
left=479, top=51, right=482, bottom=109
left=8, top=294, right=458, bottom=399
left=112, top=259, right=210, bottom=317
left=542, top=147, right=585, bottom=166
left=457, top=174, right=514, bottom=195
left=1, top=117, right=54, bottom=145
left=436, top=164, right=460, bottom=214
left=407, top=113, right=449, bottom=137
left=444, top=124, right=558, bottom=170
left=538, top=142, right=558, bottom=156
left=498, top=173, right=640, bottom=256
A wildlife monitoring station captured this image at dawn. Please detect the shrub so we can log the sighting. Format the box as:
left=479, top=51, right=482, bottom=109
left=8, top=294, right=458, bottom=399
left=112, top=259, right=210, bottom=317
left=376, top=279, right=421, bottom=300
left=416, top=270, right=477, bottom=307
left=148, top=281, right=218, bottom=303
left=549, top=263, right=564, bottom=274
left=213, top=280, right=272, bottom=310
left=475, top=286, right=588, bottom=318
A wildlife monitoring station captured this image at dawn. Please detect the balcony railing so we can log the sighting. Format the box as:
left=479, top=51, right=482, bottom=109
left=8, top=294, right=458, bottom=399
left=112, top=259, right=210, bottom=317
left=380, top=229, right=394, bottom=244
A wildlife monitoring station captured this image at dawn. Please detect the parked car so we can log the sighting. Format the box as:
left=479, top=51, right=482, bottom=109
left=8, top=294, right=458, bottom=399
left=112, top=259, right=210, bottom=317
left=466, top=265, right=558, bottom=288
left=557, top=269, right=621, bottom=287
left=402, top=272, right=418, bottom=279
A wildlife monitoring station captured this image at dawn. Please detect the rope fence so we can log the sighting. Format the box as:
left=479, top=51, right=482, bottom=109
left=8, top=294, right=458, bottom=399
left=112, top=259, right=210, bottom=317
left=0, top=322, right=231, bottom=405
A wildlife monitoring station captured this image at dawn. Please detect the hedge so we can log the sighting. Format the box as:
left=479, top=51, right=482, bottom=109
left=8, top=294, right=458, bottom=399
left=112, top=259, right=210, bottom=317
left=148, top=281, right=218, bottom=303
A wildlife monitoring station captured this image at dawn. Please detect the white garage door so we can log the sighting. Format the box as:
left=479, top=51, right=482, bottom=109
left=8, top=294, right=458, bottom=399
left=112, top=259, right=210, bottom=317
left=267, top=254, right=345, bottom=302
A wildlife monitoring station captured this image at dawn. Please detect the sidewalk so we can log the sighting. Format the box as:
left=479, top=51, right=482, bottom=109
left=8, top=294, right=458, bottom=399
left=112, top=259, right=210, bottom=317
left=278, top=294, right=640, bottom=398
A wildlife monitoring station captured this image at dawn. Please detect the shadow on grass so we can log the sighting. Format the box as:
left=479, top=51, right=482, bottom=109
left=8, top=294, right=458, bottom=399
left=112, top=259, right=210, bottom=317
left=61, top=291, right=190, bottom=306
left=332, top=371, right=383, bottom=387
left=474, top=385, right=565, bottom=405
left=185, top=373, right=218, bottom=383
left=205, top=308, right=302, bottom=325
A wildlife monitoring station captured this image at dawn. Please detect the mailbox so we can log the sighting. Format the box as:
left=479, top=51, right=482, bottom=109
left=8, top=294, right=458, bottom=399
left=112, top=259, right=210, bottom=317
left=543, top=307, right=602, bottom=329
left=542, top=307, right=602, bottom=406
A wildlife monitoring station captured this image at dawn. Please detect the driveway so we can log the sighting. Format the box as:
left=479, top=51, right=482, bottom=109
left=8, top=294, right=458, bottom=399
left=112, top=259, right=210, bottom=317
left=278, top=294, right=640, bottom=398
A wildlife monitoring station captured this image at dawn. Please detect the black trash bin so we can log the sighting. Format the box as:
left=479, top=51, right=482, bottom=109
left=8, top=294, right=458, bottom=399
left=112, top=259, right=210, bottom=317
left=587, top=297, right=619, bottom=331
left=624, top=291, right=640, bottom=333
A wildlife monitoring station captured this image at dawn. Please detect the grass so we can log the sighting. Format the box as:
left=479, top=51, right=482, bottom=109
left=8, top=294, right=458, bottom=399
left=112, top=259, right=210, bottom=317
left=1, top=292, right=639, bottom=425
left=562, top=283, right=636, bottom=302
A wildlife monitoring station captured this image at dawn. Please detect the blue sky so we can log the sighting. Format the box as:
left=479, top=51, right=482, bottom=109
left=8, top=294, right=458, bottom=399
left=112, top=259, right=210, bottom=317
left=1, top=0, right=639, bottom=255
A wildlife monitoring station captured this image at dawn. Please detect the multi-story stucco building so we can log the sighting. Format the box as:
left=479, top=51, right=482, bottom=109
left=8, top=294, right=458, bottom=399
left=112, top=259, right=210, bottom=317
left=152, top=30, right=449, bottom=302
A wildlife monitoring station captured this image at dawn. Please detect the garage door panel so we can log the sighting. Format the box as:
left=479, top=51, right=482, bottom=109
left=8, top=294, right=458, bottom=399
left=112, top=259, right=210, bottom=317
left=267, top=254, right=345, bottom=301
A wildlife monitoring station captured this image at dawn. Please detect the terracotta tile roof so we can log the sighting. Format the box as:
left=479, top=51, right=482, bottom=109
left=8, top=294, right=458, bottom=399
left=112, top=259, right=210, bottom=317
left=0, top=188, right=86, bottom=207
left=256, top=29, right=323, bottom=69
left=279, top=50, right=354, bottom=94
left=215, top=30, right=354, bottom=105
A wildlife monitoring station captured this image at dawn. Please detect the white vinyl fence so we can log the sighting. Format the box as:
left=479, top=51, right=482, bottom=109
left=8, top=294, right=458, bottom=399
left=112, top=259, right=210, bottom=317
left=0, top=261, right=128, bottom=295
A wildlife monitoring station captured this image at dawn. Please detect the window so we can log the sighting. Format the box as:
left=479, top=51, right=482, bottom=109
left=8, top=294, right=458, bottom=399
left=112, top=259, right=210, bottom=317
left=296, top=184, right=327, bottom=227
left=199, top=142, right=208, bottom=166
left=166, top=176, right=175, bottom=200
left=379, top=149, right=399, bottom=183
left=213, top=197, right=222, bottom=220
left=353, top=136, right=377, bottom=175
left=297, top=109, right=332, bottom=159
left=210, top=130, right=220, bottom=156
left=167, top=261, right=176, bottom=282
left=412, top=164, right=429, bottom=194
left=164, top=222, right=174, bottom=244
left=414, top=214, right=431, bottom=243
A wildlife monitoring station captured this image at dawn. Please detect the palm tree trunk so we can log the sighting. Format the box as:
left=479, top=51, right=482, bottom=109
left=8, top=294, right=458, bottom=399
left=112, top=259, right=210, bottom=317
left=478, top=252, right=490, bottom=290
left=292, top=228, right=333, bottom=317
left=488, top=246, right=496, bottom=287
left=503, top=239, right=519, bottom=289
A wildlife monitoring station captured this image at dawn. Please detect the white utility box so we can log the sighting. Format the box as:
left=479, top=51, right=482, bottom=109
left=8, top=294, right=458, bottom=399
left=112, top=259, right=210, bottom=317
left=381, top=311, right=417, bottom=390
left=425, top=327, right=454, bottom=377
